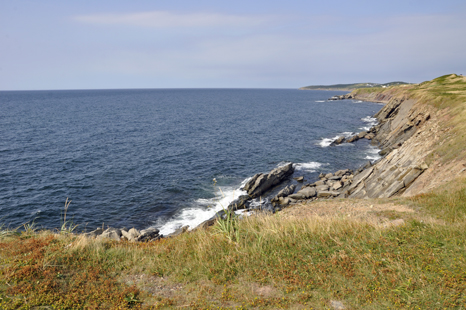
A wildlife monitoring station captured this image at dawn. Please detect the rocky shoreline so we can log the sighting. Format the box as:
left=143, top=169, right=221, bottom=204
left=86, top=88, right=435, bottom=242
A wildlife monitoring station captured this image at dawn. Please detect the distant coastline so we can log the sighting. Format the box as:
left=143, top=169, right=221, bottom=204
left=299, top=81, right=410, bottom=91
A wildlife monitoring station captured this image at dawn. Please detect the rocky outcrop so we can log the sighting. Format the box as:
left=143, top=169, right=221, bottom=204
left=328, top=94, right=354, bottom=100
left=242, top=163, right=295, bottom=198
left=339, top=92, right=437, bottom=198
left=85, top=226, right=162, bottom=242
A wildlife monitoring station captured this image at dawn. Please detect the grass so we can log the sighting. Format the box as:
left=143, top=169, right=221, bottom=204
left=2, top=180, right=466, bottom=309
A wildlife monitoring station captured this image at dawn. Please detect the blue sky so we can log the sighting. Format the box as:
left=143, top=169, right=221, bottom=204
left=1, top=0, right=466, bottom=90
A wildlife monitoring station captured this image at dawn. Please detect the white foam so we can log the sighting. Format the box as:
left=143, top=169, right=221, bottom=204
left=319, top=137, right=334, bottom=148
left=364, top=145, right=382, bottom=161
left=157, top=179, right=249, bottom=235
left=319, top=132, right=354, bottom=148
left=361, top=116, right=378, bottom=125
left=315, top=100, right=326, bottom=102
left=276, top=161, right=293, bottom=168
left=295, top=161, right=326, bottom=172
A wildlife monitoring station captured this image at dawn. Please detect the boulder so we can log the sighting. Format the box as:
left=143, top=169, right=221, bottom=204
left=346, top=135, right=360, bottom=143
left=358, top=131, right=367, bottom=139
left=97, top=227, right=122, bottom=241
left=288, top=187, right=317, bottom=200
left=242, top=173, right=262, bottom=192
left=365, top=133, right=375, bottom=140
left=334, top=169, right=350, bottom=176
left=84, top=227, right=104, bottom=238
left=318, top=173, right=326, bottom=179
left=275, top=184, right=296, bottom=199
left=293, top=176, right=304, bottom=182
left=227, top=195, right=251, bottom=210
left=166, top=226, right=189, bottom=238
left=316, top=185, right=330, bottom=192
left=121, top=228, right=140, bottom=242
left=245, top=163, right=295, bottom=198
left=332, top=182, right=343, bottom=190
left=331, top=136, right=346, bottom=146
left=137, top=228, right=161, bottom=242
left=325, top=173, right=333, bottom=179
left=317, top=191, right=340, bottom=198
left=314, top=180, right=326, bottom=186
left=329, top=176, right=342, bottom=181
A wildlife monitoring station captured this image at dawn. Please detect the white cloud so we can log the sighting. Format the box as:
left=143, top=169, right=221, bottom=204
left=73, top=11, right=275, bottom=28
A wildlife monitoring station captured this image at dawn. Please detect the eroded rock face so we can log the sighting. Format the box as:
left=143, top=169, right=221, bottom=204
left=341, top=93, right=436, bottom=198
left=243, top=163, right=295, bottom=198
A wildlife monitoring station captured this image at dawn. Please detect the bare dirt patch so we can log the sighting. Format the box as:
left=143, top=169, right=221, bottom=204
left=281, top=199, right=415, bottom=227
left=122, top=274, right=183, bottom=299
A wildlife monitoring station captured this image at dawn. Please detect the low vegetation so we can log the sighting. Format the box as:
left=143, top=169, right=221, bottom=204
left=2, top=178, right=466, bottom=309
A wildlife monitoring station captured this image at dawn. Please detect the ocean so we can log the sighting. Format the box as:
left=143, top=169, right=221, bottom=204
left=0, top=89, right=383, bottom=234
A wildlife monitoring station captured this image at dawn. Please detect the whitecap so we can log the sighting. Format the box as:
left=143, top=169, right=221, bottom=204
left=295, top=161, right=326, bottom=172
left=319, top=132, right=353, bottom=148
left=364, top=145, right=382, bottom=161
left=319, top=138, right=334, bottom=148
left=315, top=100, right=326, bottom=102
left=157, top=178, right=249, bottom=235
left=361, top=116, right=378, bottom=125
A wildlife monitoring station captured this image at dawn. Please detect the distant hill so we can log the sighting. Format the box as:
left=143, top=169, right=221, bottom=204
left=299, top=81, right=411, bottom=91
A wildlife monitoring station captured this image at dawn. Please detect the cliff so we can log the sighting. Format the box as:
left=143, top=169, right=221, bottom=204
left=343, top=74, right=466, bottom=199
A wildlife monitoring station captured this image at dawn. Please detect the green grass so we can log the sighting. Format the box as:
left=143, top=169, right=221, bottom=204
left=2, top=187, right=466, bottom=309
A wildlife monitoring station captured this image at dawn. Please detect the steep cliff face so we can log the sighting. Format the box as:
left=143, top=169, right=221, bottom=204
left=343, top=75, right=466, bottom=199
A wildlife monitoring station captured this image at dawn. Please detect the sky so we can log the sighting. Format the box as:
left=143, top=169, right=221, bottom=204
left=1, top=0, right=466, bottom=90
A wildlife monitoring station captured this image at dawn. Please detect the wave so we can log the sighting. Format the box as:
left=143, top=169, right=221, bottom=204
left=157, top=178, right=249, bottom=235
left=295, top=161, right=326, bottom=172
left=364, top=145, right=382, bottom=161
left=315, top=100, right=326, bottom=102
left=318, top=132, right=354, bottom=148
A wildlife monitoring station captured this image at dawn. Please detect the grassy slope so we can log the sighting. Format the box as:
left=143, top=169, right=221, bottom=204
left=299, top=81, right=410, bottom=91
left=1, top=74, right=466, bottom=309
left=352, top=73, right=466, bottom=163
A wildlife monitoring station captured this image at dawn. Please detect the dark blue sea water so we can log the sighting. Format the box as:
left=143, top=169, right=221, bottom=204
left=0, top=89, right=383, bottom=234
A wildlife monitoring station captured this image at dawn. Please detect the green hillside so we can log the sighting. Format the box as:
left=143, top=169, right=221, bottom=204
left=299, top=81, right=410, bottom=91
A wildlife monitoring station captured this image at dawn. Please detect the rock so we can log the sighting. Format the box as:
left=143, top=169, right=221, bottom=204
left=316, top=185, right=330, bottom=192
left=275, top=184, right=296, bottom=199
left=278, top=197, right=291, bottom=206
left=334, top=169, right=350, bottom=176
left=245, top=163, right=295, bottom=198
left=325, top=173, right=333, bottom=179
left=365, top=133, right=375, bottom=140
left=242, top=173, right=262, bottom=192
left=346, top=135, right=360, bottom=143
left=137, top=227, right=161, bottom=242
left=331, top=136, right=346, bottom=145
left=314, top=180, right=326, bottom=186
left=98, top=227, right=122, bottom=241
left=329, top=176, right=342, bottom=181
left=332, top=182, right=343, bottom=190
left=227, top=195, right=251, bottom=210
left=358, top=131, right=367, bottom=139
left=379, top=147, right=392, bottom=156
left=288, top=187, right=317, bottom=200
left=293, top=176, right=304, bottom=182
left=317, top=191, right=340, bottom=198
left=84, top=227, right=104, bottom=238
left=318, top=173, right=325, bottom=179
left=166, top=226, right=189, bottom=238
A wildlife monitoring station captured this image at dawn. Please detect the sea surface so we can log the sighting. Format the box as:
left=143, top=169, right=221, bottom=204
left=0, top=89, right=383, bottom=234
